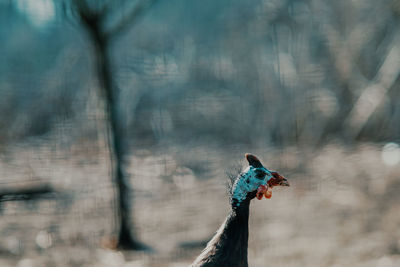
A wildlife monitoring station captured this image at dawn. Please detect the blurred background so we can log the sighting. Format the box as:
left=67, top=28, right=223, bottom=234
left=1, top=0, right=400, bottom=266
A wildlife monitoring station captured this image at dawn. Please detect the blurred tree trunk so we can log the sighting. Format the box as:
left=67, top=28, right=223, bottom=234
left=82, top=17, right=141, bottom=250
left=96, top=35, right=139, bottom=251
left=73, top=0, right=157, bottom=250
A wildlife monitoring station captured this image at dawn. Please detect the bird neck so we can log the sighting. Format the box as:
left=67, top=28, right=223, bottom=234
left=195, top=201, right=251, bottom=266
left=215, top=201, right=251, bottom=265
left=224, top=202, right=251, bottom=252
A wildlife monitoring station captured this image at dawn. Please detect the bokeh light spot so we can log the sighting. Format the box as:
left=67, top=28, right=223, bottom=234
left=381, top=142, right=400, bottom=166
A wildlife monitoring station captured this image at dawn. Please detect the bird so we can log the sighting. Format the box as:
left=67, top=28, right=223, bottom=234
left=190, top=153, right=289, bottom=267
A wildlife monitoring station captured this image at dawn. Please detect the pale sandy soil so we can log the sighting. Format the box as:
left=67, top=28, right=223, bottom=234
left=0, top=141, right=400, bottom=267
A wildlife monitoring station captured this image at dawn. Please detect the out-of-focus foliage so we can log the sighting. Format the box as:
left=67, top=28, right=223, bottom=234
left=1, top=0, right=400, bottom=266
left=1, top=0, right=400, bottom=148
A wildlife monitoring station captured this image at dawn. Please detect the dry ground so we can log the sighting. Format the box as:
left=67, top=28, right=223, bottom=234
left=0, top=141, right=400, bottom=266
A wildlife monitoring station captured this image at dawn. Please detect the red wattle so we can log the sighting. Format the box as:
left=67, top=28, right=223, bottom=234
left=256, top=185, right=268, bottom=200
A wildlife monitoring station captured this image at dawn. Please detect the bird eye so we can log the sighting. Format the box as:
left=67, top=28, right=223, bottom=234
left=255, top=170, right=265, bottom=179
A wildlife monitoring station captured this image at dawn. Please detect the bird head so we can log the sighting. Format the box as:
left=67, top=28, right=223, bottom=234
left=231, top=153, right=289, bottom=207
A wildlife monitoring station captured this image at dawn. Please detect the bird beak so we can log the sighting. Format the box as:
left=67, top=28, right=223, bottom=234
left=270, top=172, right=290, bottom=187
left=280, top=179, right=290, bottom=186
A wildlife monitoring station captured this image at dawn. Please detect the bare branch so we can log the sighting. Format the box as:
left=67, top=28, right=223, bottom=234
left=344, top=31, right=400, bottom=138
left=105, top=0, right=158, bottom=40
left=72, top=0, right=102, bottom=27
left=97, top=0, right=113, bottom=17
left=72, top=0, right=91, bottom=17
left=0, top=184, right=56, bottom=202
